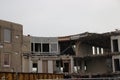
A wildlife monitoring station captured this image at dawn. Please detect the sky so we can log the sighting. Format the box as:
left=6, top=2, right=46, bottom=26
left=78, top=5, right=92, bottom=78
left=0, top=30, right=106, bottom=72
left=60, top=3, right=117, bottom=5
left=0, top=0, right=120, bottom=37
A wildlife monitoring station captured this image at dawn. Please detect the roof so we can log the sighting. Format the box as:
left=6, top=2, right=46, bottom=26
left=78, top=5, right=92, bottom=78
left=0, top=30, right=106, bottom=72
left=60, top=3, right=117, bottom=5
left=58, top=31, right=120, bottom=48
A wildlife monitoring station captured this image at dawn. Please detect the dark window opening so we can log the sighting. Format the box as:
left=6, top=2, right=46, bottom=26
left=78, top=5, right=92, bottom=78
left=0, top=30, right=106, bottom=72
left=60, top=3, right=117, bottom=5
left=114, top=59, right=120, bottom=71
left=35, top=43, right=41, bottom=52
left=56, top=60, right=60, bottom=67
left=63, top=63, right=69, bottom=72
left=56, top=60, right=63, bottom=67
left=31, top=43, right=33, bottom=51
left=32, top=63, right=38, bottom=72
left=113, top=39, right=119, bottom=52
left=59, top=41, right=75, bottom=55
left=43, top=43, right=49, bottom=52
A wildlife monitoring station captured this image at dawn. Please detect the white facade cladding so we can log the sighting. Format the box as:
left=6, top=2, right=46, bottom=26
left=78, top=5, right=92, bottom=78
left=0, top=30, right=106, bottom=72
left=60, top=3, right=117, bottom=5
left=111, top=35, right=120, bottom=72
left=48, top=60, right=53, bottom=73
left=38, top=60, right=42, bottom=73
left=30, top=37, right=59, bottom=55
left=29, top=60, right=33, bottom=72
left=111, top=35, right=120, bottom=52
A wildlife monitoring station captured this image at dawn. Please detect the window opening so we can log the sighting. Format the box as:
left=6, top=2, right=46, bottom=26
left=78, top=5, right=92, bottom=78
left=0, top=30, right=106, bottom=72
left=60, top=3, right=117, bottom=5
left=97, top=47, right=99, bottom=55
left=113, top=39, right=119, bottom=52
left=42, top=43, right=49, bottom=52
left=35, top=43, right=41, bottom=52
left=4, top=54, right=10, bottom=67
left=31, top=43, right=33, bottom=52
left=92, top=46, right=95, bottom=55
left=4, top=29, right=11, bottom=42
left=51, top=43, right=57, bottom=52
left=32, top=63, right=38, bottom=72
left=114, top=59, right=120, bottom=71
left=63, top=63, right=69, bottom=72
left=101, top=48, right=104, bottom=54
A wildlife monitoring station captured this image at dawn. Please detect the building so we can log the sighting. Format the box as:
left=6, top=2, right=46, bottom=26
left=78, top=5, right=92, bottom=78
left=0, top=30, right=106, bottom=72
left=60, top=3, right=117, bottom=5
left=111, top=32, right=120, bottom=73
left=1, top=20, right=120, bottom=77
left=0, top=20, right=23, bottom=72
left=22, top=31, right=120, bottom=77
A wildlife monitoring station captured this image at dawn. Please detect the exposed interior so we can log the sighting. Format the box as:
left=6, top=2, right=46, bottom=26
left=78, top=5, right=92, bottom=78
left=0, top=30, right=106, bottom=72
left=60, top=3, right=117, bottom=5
left=59, top=41, right=76, bottom=55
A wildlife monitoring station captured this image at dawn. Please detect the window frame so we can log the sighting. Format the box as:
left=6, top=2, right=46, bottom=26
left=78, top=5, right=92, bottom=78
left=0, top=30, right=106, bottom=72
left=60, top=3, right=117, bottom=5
left=3, top=53, right=10, bottom=67
left=3, top=28, right=12, bottom=43
left=50, top=43, right=58, bottom=53
left=42, top=43, right=50, bottom=52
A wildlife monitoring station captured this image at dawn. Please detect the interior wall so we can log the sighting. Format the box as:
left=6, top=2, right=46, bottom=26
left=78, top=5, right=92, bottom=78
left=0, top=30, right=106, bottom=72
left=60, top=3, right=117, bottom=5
left=85, top=58, right=112, bottom=74
left=76, top=42, right=92, bottom=57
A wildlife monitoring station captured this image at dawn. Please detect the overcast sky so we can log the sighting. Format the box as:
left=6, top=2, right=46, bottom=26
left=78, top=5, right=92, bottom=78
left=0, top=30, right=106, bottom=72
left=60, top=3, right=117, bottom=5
left=0, top=0, right=120, bottom=37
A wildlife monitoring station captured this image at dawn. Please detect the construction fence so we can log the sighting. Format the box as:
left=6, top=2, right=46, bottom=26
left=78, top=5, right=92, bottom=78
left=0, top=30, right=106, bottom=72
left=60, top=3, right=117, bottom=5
left=64, top=77, right=120, bottom=80
left=0, top=72, right=64, bottom=80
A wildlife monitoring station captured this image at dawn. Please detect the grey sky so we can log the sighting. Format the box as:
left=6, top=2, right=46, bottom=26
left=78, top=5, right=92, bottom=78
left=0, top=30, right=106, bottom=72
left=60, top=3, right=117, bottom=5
left=0, top=0, right=120, bottom=37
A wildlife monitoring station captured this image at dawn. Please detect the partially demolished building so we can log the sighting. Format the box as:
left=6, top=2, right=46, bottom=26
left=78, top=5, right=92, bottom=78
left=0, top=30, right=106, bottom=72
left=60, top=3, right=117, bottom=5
left=0, top=20, right=120, bottom=77
left=22, top=31, right=120, bottom=77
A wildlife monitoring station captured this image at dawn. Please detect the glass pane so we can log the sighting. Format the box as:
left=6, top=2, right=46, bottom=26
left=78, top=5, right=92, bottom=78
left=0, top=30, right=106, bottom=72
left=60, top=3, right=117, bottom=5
left=4, top=29, right=11, bottom=42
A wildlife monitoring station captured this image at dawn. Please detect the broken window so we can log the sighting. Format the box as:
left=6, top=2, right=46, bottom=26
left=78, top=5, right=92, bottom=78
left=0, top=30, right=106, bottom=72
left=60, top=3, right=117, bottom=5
left=35, top=43, right=41, bottom=52
left=113, top=39, right=119, bottom=52
left=59, top=41, right=75, bottom=55
left=114, top=59, right=120, bottom=71
left=42, top=43, right=49, bottom=52
left=32, top=63, right=38, bottom=72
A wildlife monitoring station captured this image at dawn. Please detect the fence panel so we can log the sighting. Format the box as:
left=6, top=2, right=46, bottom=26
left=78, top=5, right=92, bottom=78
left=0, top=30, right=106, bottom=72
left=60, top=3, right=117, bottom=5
left=0, top=72, right=63, bottom=80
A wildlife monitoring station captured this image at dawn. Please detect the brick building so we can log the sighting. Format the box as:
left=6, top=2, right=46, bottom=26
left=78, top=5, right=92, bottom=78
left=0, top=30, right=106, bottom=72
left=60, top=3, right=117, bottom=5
left=0, top=20, right=23, bottom=72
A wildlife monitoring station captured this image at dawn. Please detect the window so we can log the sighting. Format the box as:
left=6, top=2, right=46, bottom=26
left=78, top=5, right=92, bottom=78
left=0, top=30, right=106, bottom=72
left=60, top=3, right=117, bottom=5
left=35, top=43, right=41, bottom=52
left=42, top=43, right=49, bottom=52
left=3, top=54, right=10, bottom=67
left=31, top=43, right=33, bottom=52
left=114, top=59, right=120, bottom=71
left=97, top=47, right=100, bottom=55
left=4, top=29, right=11, bottom=42
left=32, top=63, right=38, bottom=72
left=63, top=63, right=69, bottom=72
left=101, top=48, right=104, bottom=54
left=51, top=43, right=57, bottom=52
left=113, top=39, right=119, bottom=52
left=92, top=46, right=95, bottom=55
